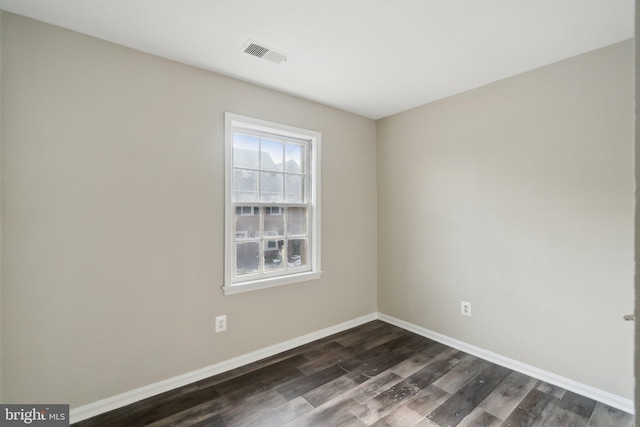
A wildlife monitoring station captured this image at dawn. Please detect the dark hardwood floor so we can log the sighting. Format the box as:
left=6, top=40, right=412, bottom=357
left=73, top=321, right=633, bottom=427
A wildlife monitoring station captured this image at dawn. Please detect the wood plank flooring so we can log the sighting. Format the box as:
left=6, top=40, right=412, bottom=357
left=72, top=321, right=633, bottom=427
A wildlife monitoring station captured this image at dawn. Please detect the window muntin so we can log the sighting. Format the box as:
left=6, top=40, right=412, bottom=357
left=224, top=113, right=321, bottom=294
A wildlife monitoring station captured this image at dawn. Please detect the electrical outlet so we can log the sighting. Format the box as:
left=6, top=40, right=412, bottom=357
left=215, top=315, right=227, bottom=332
left=461, top=301, right=471, bottom=317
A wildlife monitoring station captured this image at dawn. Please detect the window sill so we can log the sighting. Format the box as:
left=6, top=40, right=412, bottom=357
left=223, top=270, right=322, bottom=295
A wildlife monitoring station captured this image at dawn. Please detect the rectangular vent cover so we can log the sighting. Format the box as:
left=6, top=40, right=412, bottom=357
left=242, top=40, right=287, bottom=64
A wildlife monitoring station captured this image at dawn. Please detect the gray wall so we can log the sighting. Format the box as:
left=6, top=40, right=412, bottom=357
left=0, top=13, right=378, bottom=406
left=377, top=40, right=634, bottom=399
left=635, top=0, right=639, bottom=417
left=0, top=10, right=3, bottom=404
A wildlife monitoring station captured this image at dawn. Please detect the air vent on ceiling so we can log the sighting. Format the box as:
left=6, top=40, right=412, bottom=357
left=242, top=40, right=287, bottom=64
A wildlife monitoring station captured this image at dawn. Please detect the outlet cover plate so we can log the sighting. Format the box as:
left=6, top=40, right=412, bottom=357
left=461, top=301, right=472, bottom=317
left=216, top=315, right=227, bottom=332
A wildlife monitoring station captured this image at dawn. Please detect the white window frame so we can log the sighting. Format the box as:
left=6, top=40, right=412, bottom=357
left=224, top=112, right=322, bottom=295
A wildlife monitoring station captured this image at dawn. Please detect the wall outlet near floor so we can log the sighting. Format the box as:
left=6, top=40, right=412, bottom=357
left=215, top=315, right=227, bottom=332
left=461, top=301, right=472, bottom=317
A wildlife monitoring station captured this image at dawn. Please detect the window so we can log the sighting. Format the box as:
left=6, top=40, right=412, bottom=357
left=224, top=113, right=321, bottom=294
left=238, top=206, right=256, bottom=216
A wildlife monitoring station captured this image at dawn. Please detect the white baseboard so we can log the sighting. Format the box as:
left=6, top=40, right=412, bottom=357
left=71, top=311, right=633, bottom=423
left=70, top=313, right=378, bottom=424
left=378, top=313, right=634, bottom=414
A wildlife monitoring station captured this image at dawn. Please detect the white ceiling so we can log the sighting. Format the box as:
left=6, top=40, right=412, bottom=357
left=0, top=0, right=633, bottom=119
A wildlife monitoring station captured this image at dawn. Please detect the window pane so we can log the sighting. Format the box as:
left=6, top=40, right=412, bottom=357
left=261, top=172, right=283, bottom=202
left=261, top=138, right=283, bottom=172
left=287, top=239, right=307, bottom=268
left=233, top=169, right=259, bottom=202
left=285, top=143, right=304, bottom=173
left=235, top=206, right=259, bottom=239
left=264, top=240, right=284, bottom=271
left=233, top=133, right=259, bottom=169
left=287, top=207, right=307, bottom=236
left=236, top=241, right=259, bottom=275
left=285, top=174, right=304, bottom=203
left=264, top=207, right=285, bottom=237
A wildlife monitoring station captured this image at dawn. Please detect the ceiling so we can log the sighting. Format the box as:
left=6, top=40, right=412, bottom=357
left=0, top=0, right=633, bottom=119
